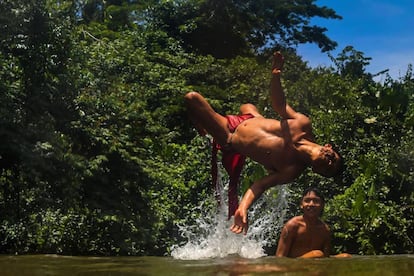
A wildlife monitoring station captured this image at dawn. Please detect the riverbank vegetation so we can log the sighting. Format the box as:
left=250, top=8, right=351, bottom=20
left=0, top=0, right=412, bottom=256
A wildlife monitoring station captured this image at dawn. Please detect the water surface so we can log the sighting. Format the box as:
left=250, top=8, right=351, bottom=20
left=1, top=254, right=413, bottom=275
left=2, top=188, right=412, bottom=275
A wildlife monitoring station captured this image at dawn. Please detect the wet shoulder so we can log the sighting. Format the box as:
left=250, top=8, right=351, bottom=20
left=288, top=112, right=312, bottom=129
left=316, top=219, right=331, bottom=233
left=285, top=216, right=303, bottom=230
left=284, top=113, right=313, bottom=141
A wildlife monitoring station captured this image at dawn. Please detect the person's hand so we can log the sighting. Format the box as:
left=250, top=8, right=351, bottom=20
left=230, top=208, right=248, bottom=235
left=272, top=51, right=284, bottom=75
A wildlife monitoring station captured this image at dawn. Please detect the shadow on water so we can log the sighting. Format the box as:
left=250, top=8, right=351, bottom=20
left=0, top=254, right=413, bottom=275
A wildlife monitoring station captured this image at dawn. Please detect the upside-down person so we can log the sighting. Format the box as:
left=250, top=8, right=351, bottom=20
left=184, top=52, right=343, bottom=235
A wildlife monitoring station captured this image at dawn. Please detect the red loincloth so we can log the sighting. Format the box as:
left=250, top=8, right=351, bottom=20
left=211, top=114, right=254, bottom=219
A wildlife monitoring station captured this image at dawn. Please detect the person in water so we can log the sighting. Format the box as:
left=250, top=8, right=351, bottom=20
left=276, top=187, right=351, bottom=258
left=184, top=51, right=342, bottom=235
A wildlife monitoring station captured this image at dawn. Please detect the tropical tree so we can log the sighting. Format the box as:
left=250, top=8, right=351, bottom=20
left=146, top=0, right=341, bottom=58
left=1, top=0, right=412, bottom=256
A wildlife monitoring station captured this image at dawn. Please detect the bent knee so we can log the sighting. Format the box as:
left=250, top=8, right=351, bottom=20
left=239, top=103, right=260, bottom=115
left=184, top=91, right=201, bottom=102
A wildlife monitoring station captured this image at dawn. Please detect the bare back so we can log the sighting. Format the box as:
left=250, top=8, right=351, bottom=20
left=230, top=114, right=313, bottom=173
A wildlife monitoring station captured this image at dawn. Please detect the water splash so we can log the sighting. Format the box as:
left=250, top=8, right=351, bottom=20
left=171, top=166, right=290, bottom=260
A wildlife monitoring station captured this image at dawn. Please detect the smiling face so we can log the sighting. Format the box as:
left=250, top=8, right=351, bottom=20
left=312, top=144, right=342, bottom=177
left=300, top=190, right=324, bottom=218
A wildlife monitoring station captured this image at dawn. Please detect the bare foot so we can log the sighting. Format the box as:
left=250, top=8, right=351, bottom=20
left=272, top=51, right=284, bottom=74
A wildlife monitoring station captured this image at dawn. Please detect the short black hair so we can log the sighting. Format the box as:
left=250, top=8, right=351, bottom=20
left=302, top=187, right=325, bottom=216
left=321, top=144, right=344, bottom=178
left=302, top=187, right=325, bottom=203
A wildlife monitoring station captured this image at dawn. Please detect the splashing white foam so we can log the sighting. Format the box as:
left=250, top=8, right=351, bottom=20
left=171, top=165, right=290, bottom=260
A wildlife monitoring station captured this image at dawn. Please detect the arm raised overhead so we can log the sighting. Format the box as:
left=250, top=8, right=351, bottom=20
left=270, top=52, right=301, bottom=120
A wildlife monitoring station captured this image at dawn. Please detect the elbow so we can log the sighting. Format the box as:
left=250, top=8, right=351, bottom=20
left=250, top=184, right=267, bottom=196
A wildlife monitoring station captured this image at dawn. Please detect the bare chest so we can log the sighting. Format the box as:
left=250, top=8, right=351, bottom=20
left=230, top=117, right=311, bottom=169
left=294, top=225, right=328, bottom=249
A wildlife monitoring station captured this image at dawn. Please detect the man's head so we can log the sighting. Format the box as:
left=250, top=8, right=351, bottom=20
left=311, top=144, right=343, bottom=177
left=300, top=187, right=325, bottom=217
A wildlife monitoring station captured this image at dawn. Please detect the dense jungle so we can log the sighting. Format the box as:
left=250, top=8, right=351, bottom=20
left=0, top=0, right=413, bottom=256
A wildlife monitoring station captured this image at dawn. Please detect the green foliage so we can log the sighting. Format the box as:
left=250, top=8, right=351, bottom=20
left=320, top=60, right=414, bottom=254
left=277, top=49, right=413, bottom=255
left=79, top=0, right=150, bottom=31
left=329, top=46, right=373, bottom=78
left=0, top=0, right=413, bottom=256
left=146, top=0, right=341, bottom=58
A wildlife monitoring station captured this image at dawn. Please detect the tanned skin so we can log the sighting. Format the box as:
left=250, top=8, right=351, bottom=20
left=276, top=188, right=351, bottom=258
left=276, top=190, right=330, bottom=258
left=184, top=52, right=342, bottom=235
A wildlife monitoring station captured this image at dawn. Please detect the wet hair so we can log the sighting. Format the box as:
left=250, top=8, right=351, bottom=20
left=302, top=187, right=325, bottom=203
left=301, top=187, right=325, bottom=215
left=320, top=144, right=344, bottom=178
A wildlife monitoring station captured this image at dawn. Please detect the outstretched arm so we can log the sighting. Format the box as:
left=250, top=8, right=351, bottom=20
left=230, top=167, right=300, bottom=235
left=270, top=52, right=299, bottom=119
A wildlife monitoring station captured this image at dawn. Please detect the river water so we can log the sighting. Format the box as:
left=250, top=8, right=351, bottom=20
left=1, top=181, right=413, bottom=275
left=1, top=254, right=413, bottom=275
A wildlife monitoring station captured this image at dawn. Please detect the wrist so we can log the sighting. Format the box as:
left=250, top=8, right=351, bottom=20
left=239, top=189, right=255, bottom=210
left=238, top=201, right=249, bottom=211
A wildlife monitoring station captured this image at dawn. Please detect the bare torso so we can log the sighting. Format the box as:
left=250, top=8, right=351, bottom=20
left=230, top=116, right=314, bottom=172
left=286, top=216, right=330, bottom=258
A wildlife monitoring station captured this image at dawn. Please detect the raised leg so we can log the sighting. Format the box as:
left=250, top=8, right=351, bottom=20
left=184, top=92, right=230, bottom=145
